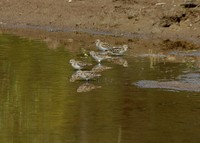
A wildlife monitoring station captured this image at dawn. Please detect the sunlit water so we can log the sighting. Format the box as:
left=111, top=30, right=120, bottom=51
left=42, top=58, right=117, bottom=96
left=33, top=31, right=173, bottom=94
left=0, top=34, right=200, bottom=143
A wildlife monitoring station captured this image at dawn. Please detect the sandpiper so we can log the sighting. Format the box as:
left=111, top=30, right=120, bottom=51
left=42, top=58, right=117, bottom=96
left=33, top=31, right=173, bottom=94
left=73, top=70, right=101, bottom=81
left=69, top=59, right=92, bottom=70
left=109, top=45, right=128, bottom=56
left=95, top=39, right=113, bottom=51
left=90, top=51, right=112, bottom=63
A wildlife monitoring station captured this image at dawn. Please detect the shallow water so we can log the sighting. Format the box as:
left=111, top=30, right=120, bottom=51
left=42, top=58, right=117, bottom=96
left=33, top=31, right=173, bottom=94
left=0, top=34, right=200, bottom=143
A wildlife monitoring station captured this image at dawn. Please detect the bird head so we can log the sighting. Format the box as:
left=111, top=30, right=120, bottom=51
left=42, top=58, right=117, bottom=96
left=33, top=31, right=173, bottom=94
left=69, top=59, right=75, bottom=63
left=123, top=45, right=128, bottom=51
left=95, top=39, right=100, bottom=44
left=89, top=51, right=95, bottom=56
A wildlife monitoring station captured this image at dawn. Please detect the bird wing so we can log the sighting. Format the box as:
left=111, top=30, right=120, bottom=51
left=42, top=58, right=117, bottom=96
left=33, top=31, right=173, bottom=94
left=101, top=42, right=113, bottom=49
left=77, top=61, right=92, bottom=66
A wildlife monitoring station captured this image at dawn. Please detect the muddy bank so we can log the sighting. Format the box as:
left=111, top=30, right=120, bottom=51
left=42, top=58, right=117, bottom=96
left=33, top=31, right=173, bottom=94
left=1, top=0, right=200, bottom=36
left=0, top=0, right=200, bottom=53
left=1, top=26, right=200, bottom=57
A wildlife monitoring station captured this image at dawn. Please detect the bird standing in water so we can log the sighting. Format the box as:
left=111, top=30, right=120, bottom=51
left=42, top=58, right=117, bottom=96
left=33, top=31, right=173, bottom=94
left=90, top=51, right=112, bottom=63
left=95, top=39, right=113, bottom=51
left=69, top=59, right=92, bottom=70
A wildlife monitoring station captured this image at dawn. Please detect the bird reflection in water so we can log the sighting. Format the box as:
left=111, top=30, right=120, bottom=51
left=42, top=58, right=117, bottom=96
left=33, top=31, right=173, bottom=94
left=107, top=57, right=128, bottom=67
left=77, top=82, right=101, bottom=93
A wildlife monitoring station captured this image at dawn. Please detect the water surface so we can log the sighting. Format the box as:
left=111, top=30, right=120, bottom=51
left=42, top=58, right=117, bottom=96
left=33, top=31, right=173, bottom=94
left=0, top=34, right=200, bottom=143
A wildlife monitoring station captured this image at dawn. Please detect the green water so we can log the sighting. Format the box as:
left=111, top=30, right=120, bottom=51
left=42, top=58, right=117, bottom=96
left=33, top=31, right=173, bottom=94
left=0, top=34, right=200, bottom=143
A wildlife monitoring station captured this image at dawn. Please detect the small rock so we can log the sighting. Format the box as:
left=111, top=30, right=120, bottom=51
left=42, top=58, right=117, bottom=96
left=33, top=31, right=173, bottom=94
left=180, top=0, right=198, bottom=8
left=128, top=39, right=133, bottom=42
left=128, top=15, right=134, bottom=19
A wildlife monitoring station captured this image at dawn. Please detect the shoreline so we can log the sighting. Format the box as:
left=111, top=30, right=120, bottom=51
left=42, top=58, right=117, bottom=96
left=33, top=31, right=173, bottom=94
left=1, top=22, right=200, bottom=44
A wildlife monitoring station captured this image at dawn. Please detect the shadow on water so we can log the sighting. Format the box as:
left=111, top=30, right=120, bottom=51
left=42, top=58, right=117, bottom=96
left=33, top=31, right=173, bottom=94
left=1, top=34, right=200, bottom=143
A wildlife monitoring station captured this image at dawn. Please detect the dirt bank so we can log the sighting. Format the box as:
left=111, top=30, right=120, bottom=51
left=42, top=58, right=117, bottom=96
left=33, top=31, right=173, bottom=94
left=0, top=0, right=200, bottom=52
